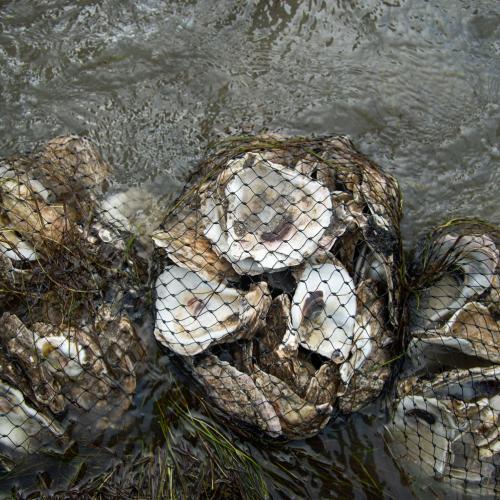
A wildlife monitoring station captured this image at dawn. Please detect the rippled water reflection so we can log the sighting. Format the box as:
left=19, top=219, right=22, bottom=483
left=1, top=0, right=499, bottom=497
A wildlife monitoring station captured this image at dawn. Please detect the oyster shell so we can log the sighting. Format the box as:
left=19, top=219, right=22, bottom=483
left=33, top=307, right=144, bottom=422
left=250, top=365, right=332, bottom=438
left=255, top=294, right=339, bottom=406
left=0, top=381, right=64, bottom=468
left=337, top=279, right=395, bottom=413
left=194, top=355, right=332, bottom=439
left=200, top=152, right=333, bottom=275
left=386, top=394, right=460, bottom=478
left=1, top=313, right=66, bottom=414
left=483, top=274, right=500, bottom=315
left=0, top=135, right=113, bottom=252
left=409, top=301, right=500, bottom=368
left=0, top=213, right=37, bottom=261
left=1, top=310, right=144, bottom=430
left=0, top=176, right=72, bottom=249
left=387, top=366, right=500, bottom=486
left=281, top=262, right=357, bottom=362
left=257, top=295, right=318, bottom=397
left=410, top=233, right=499, bottom=331
left=152, top=133, right=404, bottom=439
left=153, top=206, right=238, bottom=283
left=155, top=264, right=271, bottom=356
left=33, top=135, right=112, bottom=205
left=194, top=355, right=282, bottom=437
left=317, top=136, right=401, bottom=234
left=304, top=362, right=340, bottom=407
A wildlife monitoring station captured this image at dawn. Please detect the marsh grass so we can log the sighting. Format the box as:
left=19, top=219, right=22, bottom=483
left=3, top=380, right=269, bottom=500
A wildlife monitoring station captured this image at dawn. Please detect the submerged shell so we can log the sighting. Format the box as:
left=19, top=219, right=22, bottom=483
left=200, top=152, right=333, bottom=274
left=386, top=394, right=460, bottom=478
left=387, top=366, right=500, bottom=485
left=155, top=264, right=271, bottom=356
left=410, top=233, right=499, bottom=331
left=282, top=262, right=357, bottom=362
left=0, top=382, right=64, bottom=464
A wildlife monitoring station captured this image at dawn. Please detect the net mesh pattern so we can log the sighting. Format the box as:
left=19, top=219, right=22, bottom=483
left=2, top=133, right=499, bottom=495
left=0, top=136, right=148, bottom=470
left=386, top=219, right=500, bottom=495
left=153, top=134, right=403, bottom=439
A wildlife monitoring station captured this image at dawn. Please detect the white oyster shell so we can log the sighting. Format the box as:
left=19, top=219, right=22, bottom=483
left=0, top=382, right=64, bottom=455
left=200, top=153, right=333, bottom=275
left=34, top=335, right=89, bottom=378
left=155, top=264, right=271, bottom=356
left=409, top=301, right=500, bottom=367
left=281, top=262, right=357, bottom=362
left=0, top=208, right=37, bottom=262
left=387, top=366, right=500, bottom=486
left=339, top=321, right=373, bottom=387
left=386, top=394, right=460, bottom=478
left=410, top=233, right=499, bottom=330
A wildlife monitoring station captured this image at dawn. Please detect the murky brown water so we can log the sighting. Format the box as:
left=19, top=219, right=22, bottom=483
left=1, top=0, right=499, bottom=498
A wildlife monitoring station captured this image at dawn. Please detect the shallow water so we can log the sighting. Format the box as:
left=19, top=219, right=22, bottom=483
left=1, top=0, right=499, bottom=497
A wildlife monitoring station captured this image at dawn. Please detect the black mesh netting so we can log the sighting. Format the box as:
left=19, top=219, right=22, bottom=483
left=385, top=219, right=500, bottom=495
left=153, top=134, right=404, bottom=439
left=0, top=136, right=149, bottom=470
left=2, top=133, right=499, bottom=496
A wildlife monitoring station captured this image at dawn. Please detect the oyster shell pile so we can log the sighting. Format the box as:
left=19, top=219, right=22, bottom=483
left=387, top=222, right=500, bottom=492
left=154, top=135, right=402, bottom=438
left=407, top=228, right=499, bottom=370
left=0, top=136, right=147, bottom=468
left=387, top=366, right=500, bottom=489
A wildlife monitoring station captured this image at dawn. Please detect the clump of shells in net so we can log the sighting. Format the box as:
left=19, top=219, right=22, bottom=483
left=0, top=136, right=148, bottom=469
left=153, top=134, right=404, bottom=439
left=386, top=220, right=500, bottom=494
left=3, top=132, right=499, bottom=494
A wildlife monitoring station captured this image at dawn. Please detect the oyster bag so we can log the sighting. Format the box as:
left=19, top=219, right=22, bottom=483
left=0, top=136, right=149, bottom=469
left=386, top=220, right=500, bottom=494
left=153, top=134, right=404, bottom=439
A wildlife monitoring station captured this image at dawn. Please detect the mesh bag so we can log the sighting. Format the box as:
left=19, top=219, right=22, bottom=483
left=386, top=219, right=500, bottom=494
left=0, top=136, right=148, bottom=470
left=153, top=134, right=404, bottom=439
